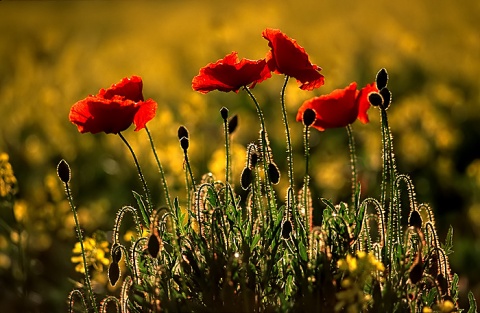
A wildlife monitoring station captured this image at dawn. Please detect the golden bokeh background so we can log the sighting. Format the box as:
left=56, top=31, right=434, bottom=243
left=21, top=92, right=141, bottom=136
left=0, top=0, right=479, bottom=311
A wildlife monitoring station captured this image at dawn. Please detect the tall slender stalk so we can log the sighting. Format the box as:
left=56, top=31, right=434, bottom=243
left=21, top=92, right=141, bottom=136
left=346, top=124, right=357, bottom=211
left=144, top=126, right=173, bottom=211
left=280, top=76, right=294, bottom=190
left=118, top=132, right=153, bottom=214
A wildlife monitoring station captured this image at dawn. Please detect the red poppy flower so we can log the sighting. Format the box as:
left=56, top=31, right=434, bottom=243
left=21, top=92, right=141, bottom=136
left=262, top=28, right=325, bottom=91
left=192, top=51, right=271, bottom=93
left=69, top=76, right=157, bottom=134
left=296, top=82, right=377, bottom=131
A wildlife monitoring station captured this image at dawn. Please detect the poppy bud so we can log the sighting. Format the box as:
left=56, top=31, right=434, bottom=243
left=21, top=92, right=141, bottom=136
left=220, top=107, right=229, bottom=120
left=376, top=68, right=389, bottom=90
left=250, top=151, right=258, bottom=168
left=57, top=159, right=71, bottom=183
left=368, top=92, right=384, bottom=107
left=180, top=136, right=189, bottom=151
left=240, top=167, right=252, bottom=190
left=302, top=108, right=316, bottom=127
left=228, top=114, right=238, bottom=134
left=437, top=274, right=448, bottom=295
left=108, top=261, right=121, bottom=286
left=409, top=259, right=423, bottom=284
left=268, top=162, right=280, bottom=185
left=281, top=220, right=293, bottom=239
left=147, top=233, right=162, bottom=258
left=177, top=125, right=189, bottom=140
left=379, top=87, right=392, bottom=110
left=111, top=243, right=122, bottom=263
left=409, top=210, right=422, bottom=229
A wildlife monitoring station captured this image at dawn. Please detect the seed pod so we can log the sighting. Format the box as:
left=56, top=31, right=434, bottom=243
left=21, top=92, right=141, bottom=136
left=437, top=273, right=448, bottom=295
left=379, top=87, right=392, bottom=110
left=281, top=220, right=293, bottom=239
left=177, top=125, right=189, bottom=140
left=220, top=107, right=229, bottom=120
left=240, top=167, right=252, bottom=190
left=302, top=108, right=317, bottom=127
left=180, top=136, right=189, bottom=151
left=108, top=261, right=121, bottom=286
left=268, top=162, right=280, bottom=185
left=228, top=114, right=238, bottom=135
left=147, top=233, right=162, bottom=258
left=57, top=159, right=71, bottom=183
left=368, top=92, right=384, bottom=107
left=250, top=151, right=258, bottom=168
left=376, top=68, right=389, bottom=90
left=409, top=210, right=423, bottom=229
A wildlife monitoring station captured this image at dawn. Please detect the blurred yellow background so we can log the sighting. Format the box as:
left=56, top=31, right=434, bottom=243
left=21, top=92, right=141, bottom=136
left=0, top=0, right=479, bottom=311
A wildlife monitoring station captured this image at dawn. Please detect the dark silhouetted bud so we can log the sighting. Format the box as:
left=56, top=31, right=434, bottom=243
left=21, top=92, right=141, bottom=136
left=376, top=68, right=389, bottom=90
left=240, top=167, right=252, bottom=190
left=220, top=107, right=229, bottom=120
left=409, top=210, right=422, bottom=229
left=111, top=243, right=122, bottom=263
left=409, top=259, right=423, bottom=284
left=437, top=274, right=448, bottom=295
left=108, top=261, right=120, bottom=286
left=180, top=136, right=189, bottom=151
left=147, top=234, right=162, bottom=258
left=268, top=162, right=280, bottom=185
left=379, top=87, right=392, bottom=110
left=177, top=125, right=189, bottom=140
left=281, top=220, right=293, bottom=239
left=427, top=253, right=439, bottom=277
left=57, top=159, right=71, bottom=183
left=302, top=108, right=317, bottom=127
left=228, top=114, right=238, bottom=134
left=250, top=152, right=258, bottom=168
left=368, top=92, right=384, bottom=107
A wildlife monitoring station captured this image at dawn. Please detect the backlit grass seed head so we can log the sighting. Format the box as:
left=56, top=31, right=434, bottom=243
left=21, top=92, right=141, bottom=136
left=57, top=159, right=71, bottom=184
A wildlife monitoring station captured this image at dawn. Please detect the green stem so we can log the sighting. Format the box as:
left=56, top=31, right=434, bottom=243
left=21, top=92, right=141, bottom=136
left=303, top=124, right=311, bottom=237
left=280, top=76, right=294, bottom=190
left=144, top=126, right=173, bottom=211
left=65, top=183, right=98, bottom=313
left=223, top=116, right=231, bottom=207
left=118, top=132, right=153, bottom=214
left=346, top=124, right=357, bottom=211
left=243, top=87, right=276, bottom=222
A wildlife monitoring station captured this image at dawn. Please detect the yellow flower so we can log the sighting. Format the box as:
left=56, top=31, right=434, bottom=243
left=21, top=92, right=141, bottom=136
left=71, top=236, right=110, bottom=274
left=423, top=307, right=433, bottom=313
left=0, top=153, right=17, bottom=198
left=439, top=300, right=455, bottom=313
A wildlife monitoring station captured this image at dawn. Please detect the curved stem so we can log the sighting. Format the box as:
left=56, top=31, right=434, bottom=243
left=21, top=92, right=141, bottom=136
left=280, top=76, right=294, bottom=190
left=144, top=126, right=173, bottom=211
left=118, top=132, right=153, bottom=214
left=65, top=183, right=98, bottom=313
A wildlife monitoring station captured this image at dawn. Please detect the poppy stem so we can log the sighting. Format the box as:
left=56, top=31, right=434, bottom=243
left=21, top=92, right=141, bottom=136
left=303, top=123, right=312, bottom=236
left=243, top=86, right=276, bottom=215
left=64, top=182, right=99, bottom=313
left=346, top=124, right=357, bottom=211
left=144, top=126, right=173, bottom=211
left=280, top=75, right=294, bottom=191
left=118, top=132, right=153, bottom=215
left=222, top=113, right=231, bottom=207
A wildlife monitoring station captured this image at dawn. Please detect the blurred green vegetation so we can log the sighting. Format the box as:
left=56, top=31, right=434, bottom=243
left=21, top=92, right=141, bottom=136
left=0, top=0, right=479, bottom=311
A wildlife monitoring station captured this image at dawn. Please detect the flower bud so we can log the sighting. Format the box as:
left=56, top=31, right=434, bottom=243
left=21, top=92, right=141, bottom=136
left=302, top=108, right=317, bottom=127
left=228, top=114, right=238, bottom=134
left=57, top=159, right=71, bottom=183
left=180, top=136, right=189, bottom=151
left=177, top=125, right=189, bottom=140
left=268, top=162, right=280, bottom=185
left=408, top=210, right=422, bottom=229
left=108, top=261, right=121, bottom=286
left=376, top=68, right=388, bottom=90
left=281, top=220, right=293, bottom=239
left=220, top=107, right=229, bottom=120
left=147, top=233, right=162, bottom=258
left=379, top=87, right=392, bottom=110
left=368, top=92, right=384, bottom=107
left=240, top=167, right=252, bottom=190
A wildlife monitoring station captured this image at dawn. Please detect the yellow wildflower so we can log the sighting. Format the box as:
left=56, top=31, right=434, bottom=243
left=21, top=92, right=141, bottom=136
left=71, top=236, right=110, bottom=274
left=0, top=153, right=17, bottom=198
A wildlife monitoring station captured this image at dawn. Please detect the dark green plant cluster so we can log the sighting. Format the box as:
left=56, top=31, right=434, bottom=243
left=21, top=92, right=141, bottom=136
left=60, top=67, right=478, bottom=313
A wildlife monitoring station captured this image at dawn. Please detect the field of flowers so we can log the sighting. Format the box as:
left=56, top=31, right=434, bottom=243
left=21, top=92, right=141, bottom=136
left=0, top=0, right=479, bottom=311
